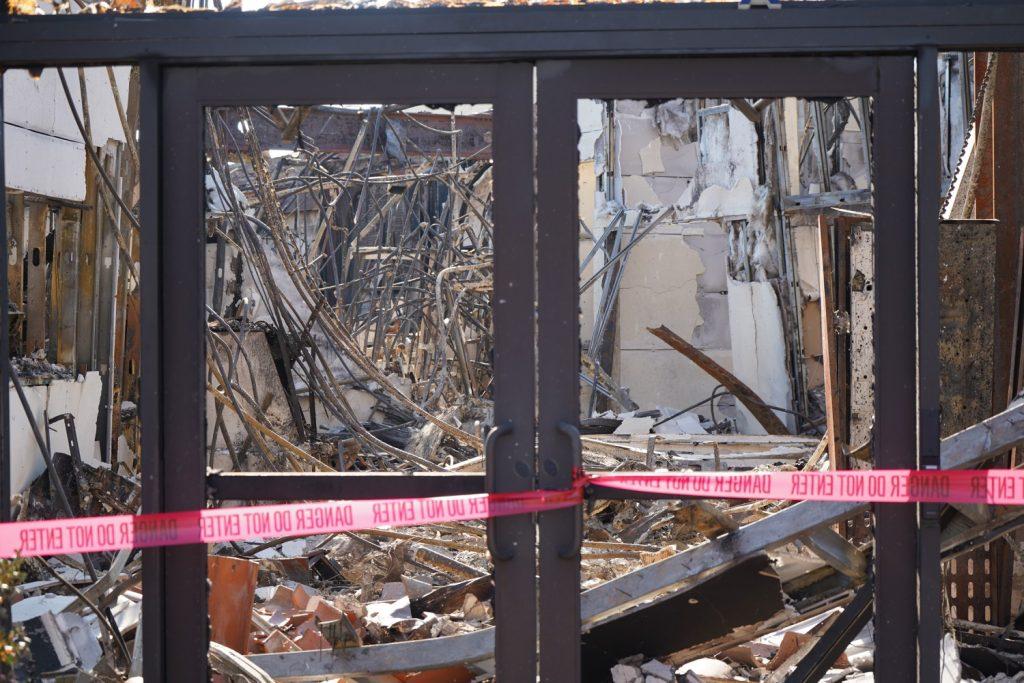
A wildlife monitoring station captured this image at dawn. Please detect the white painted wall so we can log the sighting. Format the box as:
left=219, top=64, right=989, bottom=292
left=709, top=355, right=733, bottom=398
left=3, top=66, right=131, bottom=202
left=9, top=372, right=103, bottom=496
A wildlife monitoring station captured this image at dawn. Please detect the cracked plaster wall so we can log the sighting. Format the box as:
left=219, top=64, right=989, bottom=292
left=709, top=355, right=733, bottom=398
left=580, top=99, right=795, bottom=429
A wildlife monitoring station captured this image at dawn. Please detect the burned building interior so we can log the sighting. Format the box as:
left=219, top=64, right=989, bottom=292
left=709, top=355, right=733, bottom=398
left=2, top=2, right=1024, bottom=682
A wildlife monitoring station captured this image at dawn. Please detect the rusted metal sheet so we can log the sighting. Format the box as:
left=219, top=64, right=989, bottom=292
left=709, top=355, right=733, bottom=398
left=939, top=218, right=1009, bottom=626
left=208, top=555, right=259, bottom=654
left=939, top=220, right=997, bottom=439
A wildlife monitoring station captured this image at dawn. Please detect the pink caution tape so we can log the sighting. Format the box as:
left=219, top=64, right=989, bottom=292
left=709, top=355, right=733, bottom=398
left=0, top=489, right=580, bottom=559
left=587, top=469, right=1024, bottom=506
left=8, top=469, right=1024, bottom=559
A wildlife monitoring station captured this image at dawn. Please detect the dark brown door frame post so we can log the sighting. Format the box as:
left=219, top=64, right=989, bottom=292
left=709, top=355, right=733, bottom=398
left=149, top=63, right=536, bottom=681
left=871, top=55, right=922, bottom=680
left=917, top=45, right=943, bottom=683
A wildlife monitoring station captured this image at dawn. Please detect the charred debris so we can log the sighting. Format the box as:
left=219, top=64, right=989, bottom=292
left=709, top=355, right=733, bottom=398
left=7, top=54, right=1024, bottom=682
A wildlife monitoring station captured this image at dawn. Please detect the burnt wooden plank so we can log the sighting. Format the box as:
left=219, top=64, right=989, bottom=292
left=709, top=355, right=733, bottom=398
left=51, top=206, right=80, bottom=365
left=75, top=154, right=101, bottom=373
left=817, top=216, right=844, bottom=469
left=648, top=324, right=791, bottom=436
left=24, top=201, right=48, bottom=356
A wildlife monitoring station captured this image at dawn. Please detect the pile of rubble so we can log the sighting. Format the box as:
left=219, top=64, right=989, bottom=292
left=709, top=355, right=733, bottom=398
left=10, top=79, right=1024, bottom=683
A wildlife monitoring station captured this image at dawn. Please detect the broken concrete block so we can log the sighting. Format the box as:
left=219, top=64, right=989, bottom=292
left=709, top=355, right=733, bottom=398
left=641, top=658, right=675, bottom=680
left=613, top=416, right=656, bottom=436
left=653, top=410, right=706, bottom=435
left=261, top=629, right=301, bottom=653
left=291, top=583, right=317, bottom=609
left=306, top=595, right=343, bottom=623
left=365, top=597, right=415, bottom=629
left=294, top=629, right=331, bottom=651
left=380, top=581, right=407, bottom=601
left=260, top=584, right=294, bottom=608
left=401, top=575, right=434, bottom=601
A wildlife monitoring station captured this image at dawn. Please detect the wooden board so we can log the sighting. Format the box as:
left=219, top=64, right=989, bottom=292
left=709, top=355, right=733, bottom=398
left=24, top=201, right=48, bottom=356
left=647, top=325, right=791, bottom=436
left=75, top=157, right=100, bottom=373
left=51, top=207, right=80, bottom=365
left=817, top=216, right=843, bottom=469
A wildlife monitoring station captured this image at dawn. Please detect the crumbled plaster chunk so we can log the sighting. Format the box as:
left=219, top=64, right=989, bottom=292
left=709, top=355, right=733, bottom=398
left=641, top=658, right=675, bottom=680
left=610, top=664, right=644, bottom=683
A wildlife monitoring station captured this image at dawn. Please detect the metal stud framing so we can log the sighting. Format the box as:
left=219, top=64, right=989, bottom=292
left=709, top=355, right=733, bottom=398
left=1, top=1, right=1020, bottom=679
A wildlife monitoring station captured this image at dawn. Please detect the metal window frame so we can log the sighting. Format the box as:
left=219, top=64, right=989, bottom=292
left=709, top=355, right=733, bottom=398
left=0, top=1, right=1008, bottom=679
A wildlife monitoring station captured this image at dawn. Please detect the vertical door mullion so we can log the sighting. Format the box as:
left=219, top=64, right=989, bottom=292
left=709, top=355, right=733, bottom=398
left=490, top=62, right=540, bottom=682
left=536, top=60, right=584, bottom=683
left=872, top=55, right=920, bottom=682
left=916, top=45, right=943, bottom=683
left=143, top=65, right=209, bottom=682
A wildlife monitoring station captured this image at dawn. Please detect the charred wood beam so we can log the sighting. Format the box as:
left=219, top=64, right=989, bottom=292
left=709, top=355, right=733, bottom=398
left=647, top=325, right=791, bottom=436
left=729, top=98, right=762, bottom=125
left=580, top=499, right=864, bottom=626
left=941, top=396, right=1024, bottom=470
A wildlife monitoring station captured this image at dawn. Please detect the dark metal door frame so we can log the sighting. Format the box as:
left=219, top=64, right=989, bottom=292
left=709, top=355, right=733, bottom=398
left=145, top=62, right=536, bottom=682
left=535, top=56, right=923, bottom=682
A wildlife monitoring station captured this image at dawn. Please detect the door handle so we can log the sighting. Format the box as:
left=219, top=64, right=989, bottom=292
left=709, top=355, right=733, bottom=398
left=485, top=420, right=515, bottom=561
left=556, top=420, right=582, bottom=559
